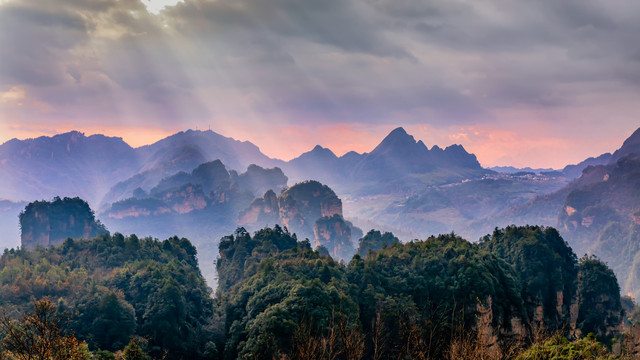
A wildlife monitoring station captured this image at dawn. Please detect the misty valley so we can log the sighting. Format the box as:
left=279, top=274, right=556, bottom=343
left=0, top=127, right=639, bottom=359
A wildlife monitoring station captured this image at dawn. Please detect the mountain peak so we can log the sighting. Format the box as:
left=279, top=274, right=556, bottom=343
left=611, top=127, right=640, bottom=162
left=373, top=127, right=418, bottom=153
left=384, top=127, right=412, bottom=142
left=296, top=145, right=337, bottom=160
left=622, top=127, right=640, bottom=147
left=53, top=130, right=85, bottom=141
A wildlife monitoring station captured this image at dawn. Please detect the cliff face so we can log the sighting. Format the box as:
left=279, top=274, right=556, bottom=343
left=239, top=181, right=359, bottom=259
left=103, top=161, right=281, bottom=226
left=238, top=190, right=279, bottom=225
left=557, top=154, right=640, bottom=298
left=240, top=180, right=342, bottom=238
left=20, top=197, right=108, bottom=249
left=313, top=215, right=353, bottom=260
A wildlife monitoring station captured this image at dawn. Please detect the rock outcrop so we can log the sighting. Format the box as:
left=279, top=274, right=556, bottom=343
left=239, top=180, right=360, bottom=259
left=314, top=215, right=353, bottom=260
left=20, top=197, right=108, bottom=249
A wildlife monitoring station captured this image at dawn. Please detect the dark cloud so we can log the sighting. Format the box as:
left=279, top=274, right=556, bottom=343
left=165, top=0, right=412, bottom=58
left=1, top=0, right=639, bottom=133
left=0, top=2, right=90, bottom=86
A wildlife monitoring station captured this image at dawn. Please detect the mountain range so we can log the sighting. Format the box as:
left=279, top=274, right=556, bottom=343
left=1, top=126, right=640, bottom=292
left=0, top=126, right=486, bottom=211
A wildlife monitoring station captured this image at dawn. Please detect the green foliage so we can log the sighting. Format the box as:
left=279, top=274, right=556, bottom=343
left=215, top=227, right=359, bottom=359
left=515, top=334, right=614, bottom=360
left=0, top=233, right=213, bottom=359
left=94, top=349, right=116, bottom=360
left=216, top=225, right=298, bottom=295
left=480, top=225, right=578, bottom=333
left=123, top=339, right=149, bottom=360
left=355, top=229, right=399, bottom=257
left=0, top=225, right=627, bottom=359
left=577, top=255, right=623, bottom=339
left=348, top=233, right=525, bottom=359
left=73, top=290, right=135, bottom=351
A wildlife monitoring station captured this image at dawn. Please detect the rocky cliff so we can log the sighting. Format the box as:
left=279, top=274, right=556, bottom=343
left=20, top=197, right=108, bottom=249
left=239, top=181, right=360, bottom=258
left=313, top=215, right=354, bottom=260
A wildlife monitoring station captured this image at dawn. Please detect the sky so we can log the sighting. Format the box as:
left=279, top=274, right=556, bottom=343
left=0, top=0, right=639, bottom=168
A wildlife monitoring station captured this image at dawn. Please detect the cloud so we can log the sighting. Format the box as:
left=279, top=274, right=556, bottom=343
left=0, top=0, right=639, bottom=166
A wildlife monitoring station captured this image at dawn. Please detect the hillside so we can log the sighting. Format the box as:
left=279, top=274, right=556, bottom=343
left=212, top=225, right=624, bottom=358
left=0, top=224, right=633, bottom=359
left=0, top=132, right=140, bottom=204
left=558, top=154, right=640, bottom=297
left=0, top=233, right=215, bottom=359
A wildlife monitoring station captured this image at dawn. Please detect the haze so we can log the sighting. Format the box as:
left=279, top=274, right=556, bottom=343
left=1, top=0, right=639, bottom=168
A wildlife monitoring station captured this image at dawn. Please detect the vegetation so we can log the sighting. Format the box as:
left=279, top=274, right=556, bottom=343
left=577, top=255, right=623, bottom=339
left=0, top=233, right=214, bottom=359
left=347, top=233, right=525, bottom=359
left=479, top=225, right=579, bottom=334
left=0, top=225, right=634, bottom=359
left=1, top=298, right=90, bottom=360
left=515, top=334, right=614, bottom=360
left=355, top=229, right=399, bottom=257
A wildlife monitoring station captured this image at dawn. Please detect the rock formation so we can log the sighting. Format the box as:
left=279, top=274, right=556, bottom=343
left=239, top=180, right=360, bottom=259
left=20, top=197, right=108, bottom=249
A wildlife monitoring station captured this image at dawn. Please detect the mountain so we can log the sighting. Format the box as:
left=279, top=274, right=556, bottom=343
left=137, top=129, right=281, bottom=173
left=489, top=166, right=556, bottom=174
left=560, top=127, right=640, bottom=179
left=0, top=129, right=281, bottom=206
left=356, top=127, right=431, bottom=174
left=350, top=127, right=484, bottom=181
left=101, top=160, right=286, bottom=240
left=562, top=153, right=612, bottom=179
left=557, top=154, right=640, bottom=297
left=469, top=128, right=640, bottom=297
left=472, top=127, right=640, bottom=240
left=101, top=160, right=287, bottom=283
left=283, top=127, right=489, bottom=196
left=0, top=131, right=140, bottom=204
left=102, top=130, right=283, bottom=205
left=612, top=127, right=640, bottom=162
left=284, top=145, right=341, bottom=184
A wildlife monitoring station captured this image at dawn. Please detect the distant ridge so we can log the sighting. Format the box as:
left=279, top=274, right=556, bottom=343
left=283, top=126, right=486, bottom=189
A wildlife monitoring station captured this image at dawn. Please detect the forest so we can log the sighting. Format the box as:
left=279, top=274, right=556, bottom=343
left=0, top=225, right=638, bottom=359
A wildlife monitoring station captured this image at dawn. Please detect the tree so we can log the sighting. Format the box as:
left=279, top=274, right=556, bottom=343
left=356, top=230, right=399, bottom=257
left=123, top=339, right=149, bottom=360
left=577, top=255, right=623, bottom=339
left=91, top=292, right=136, bottom=351
left=479, top=225, right=578, bottom=334
left=0, top=298, right=89, bottom=360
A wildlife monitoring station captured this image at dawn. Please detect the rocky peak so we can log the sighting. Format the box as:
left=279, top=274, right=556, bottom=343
left=612, top=127, right=640, bottom=162
left=443, top=144, right=482, bottom=169
left=20, top=197, right=108, bottom=249
left=370, top=127, right=425, bottom=156
left=239, top=180, right=345, bottom=240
